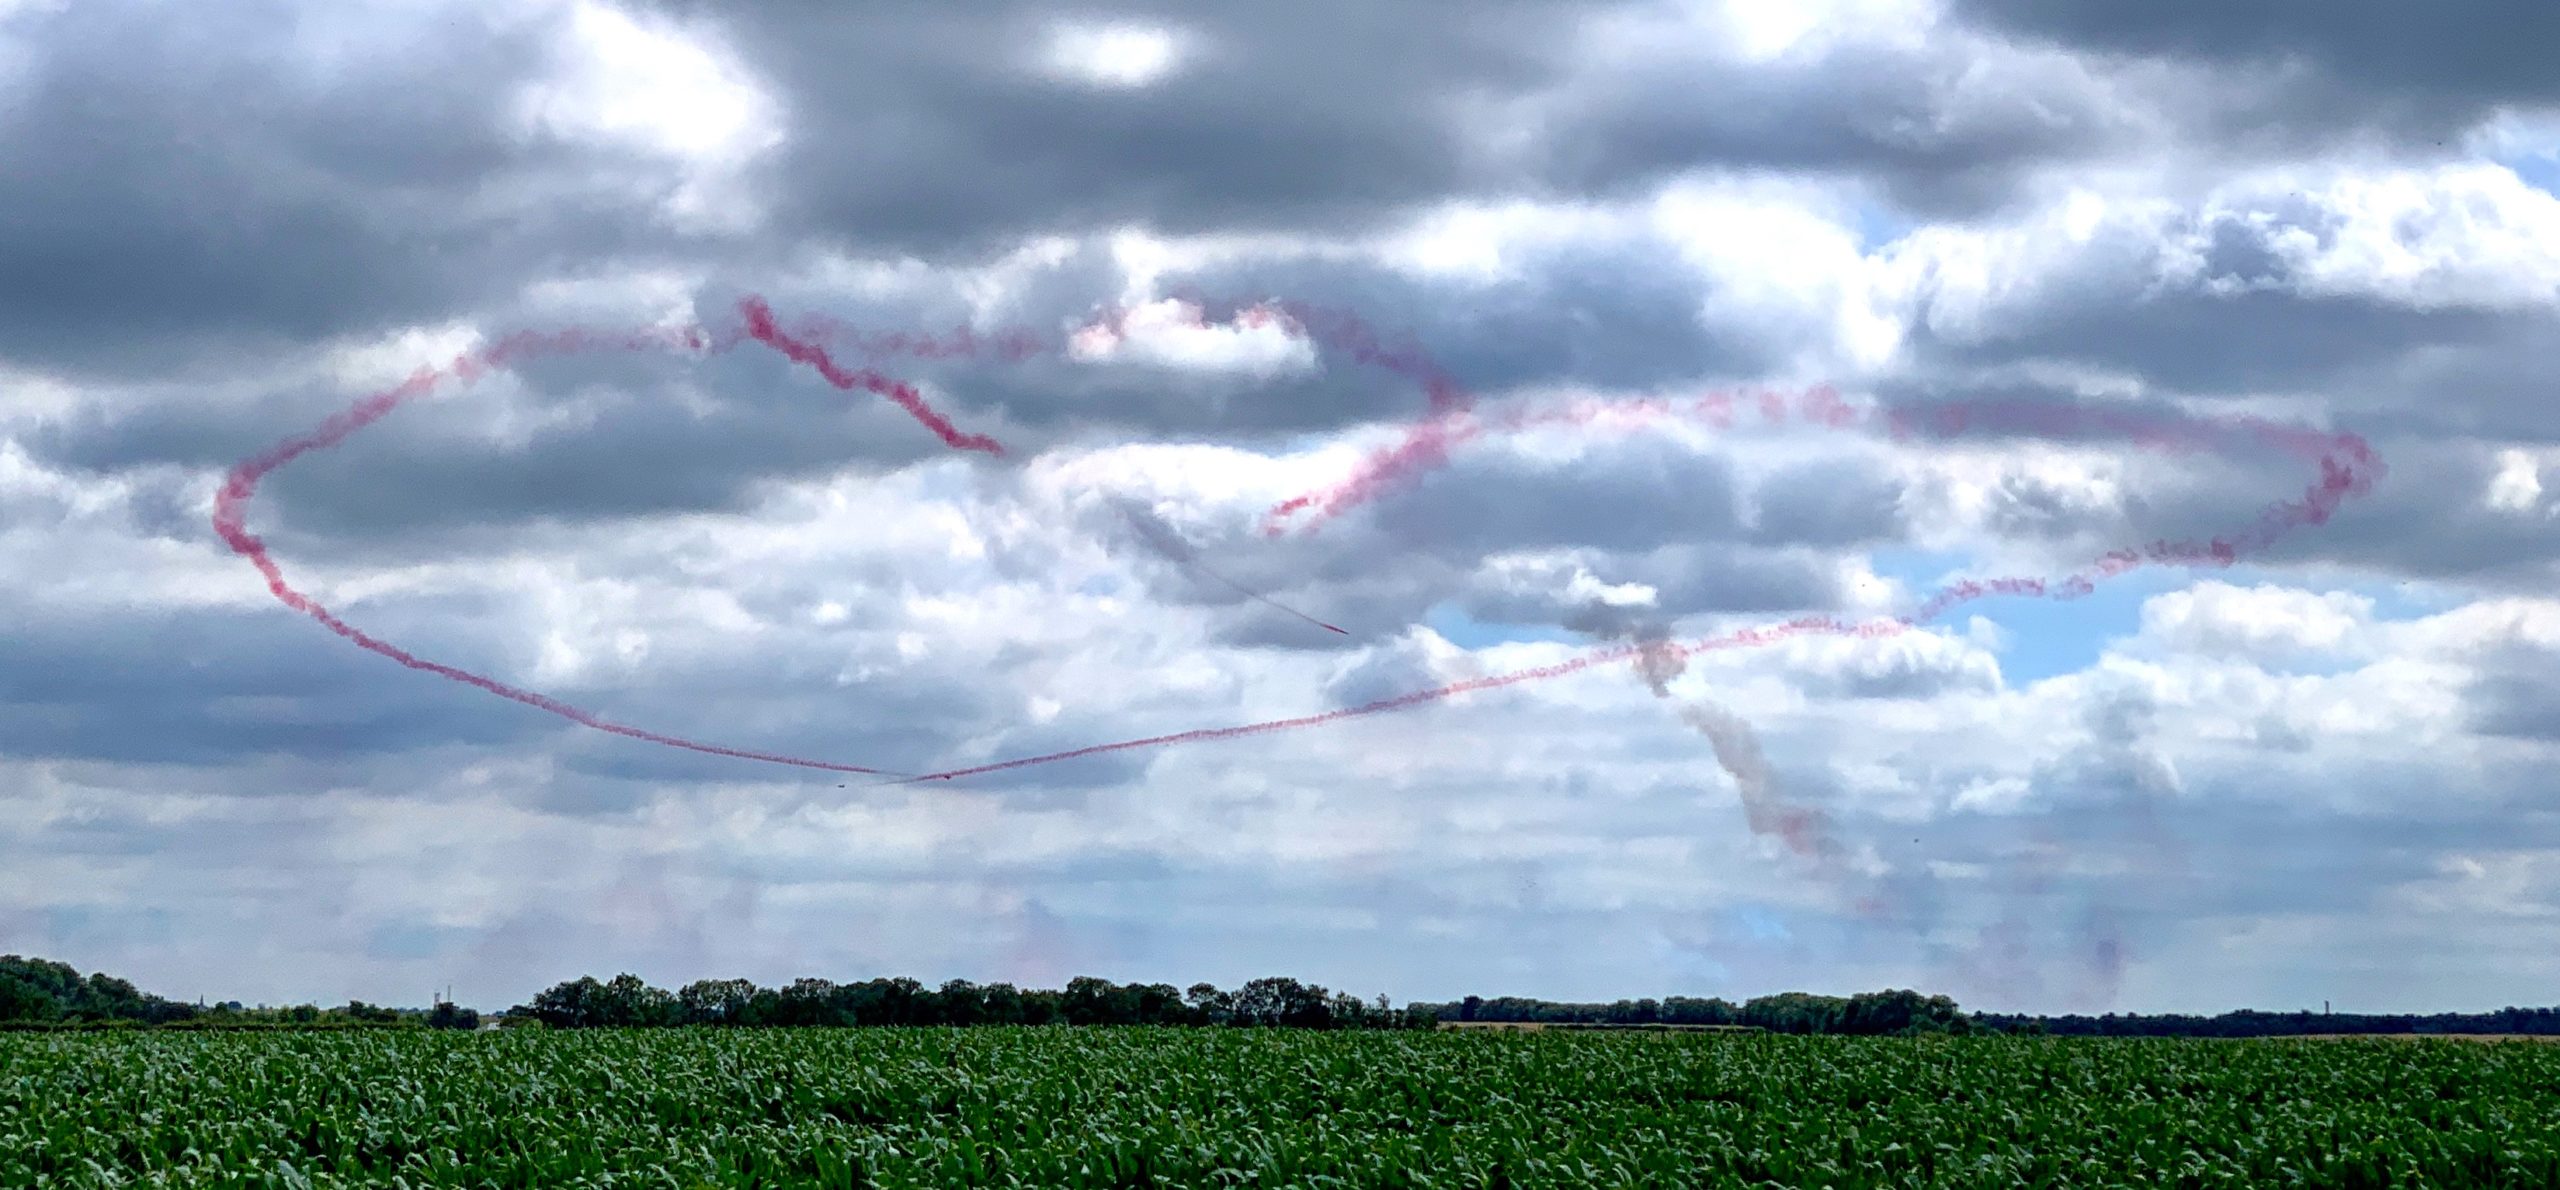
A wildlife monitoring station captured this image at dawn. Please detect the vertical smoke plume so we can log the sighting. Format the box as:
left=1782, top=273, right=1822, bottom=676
left=1110, top=496, right=1347, bottom=636
left=1577, top=610, right=1842, bottom=868
left=1674, top=700, right=1840, bottom=868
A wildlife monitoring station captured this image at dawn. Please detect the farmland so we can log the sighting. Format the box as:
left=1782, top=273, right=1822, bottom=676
left=6, top=1028, right=2557, bottom=1188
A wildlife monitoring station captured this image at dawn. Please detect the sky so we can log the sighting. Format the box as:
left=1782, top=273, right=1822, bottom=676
left=4, top=0, right=2558, bottom=1017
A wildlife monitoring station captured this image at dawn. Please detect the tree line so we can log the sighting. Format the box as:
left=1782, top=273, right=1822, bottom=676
left=1415, top=988, right=1972, bottom=1035
left=511, top=973, right=1437, bottom=1031
left=1424, top=991, right=2560, bottom=1038
left=0, top=955, right=480, bottom=1031
left=14, top=950, right=2557, bottom=1038
left=1973, top=1006, right=2560, bottom=1038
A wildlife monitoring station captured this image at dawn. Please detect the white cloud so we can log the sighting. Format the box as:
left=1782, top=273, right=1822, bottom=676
left=1038, top=22, right=1189, bottom=89
left=2204, top=165, right=2560, bottom=310
left=2137, top=582, right=2375, bottom=661
left=513, top=0, right=783, bottom=230
left=16, top=0, right=2560, bottom=1020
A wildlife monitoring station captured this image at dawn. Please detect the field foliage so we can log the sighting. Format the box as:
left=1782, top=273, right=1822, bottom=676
left=5, top=1028, right=2555, bottom=1188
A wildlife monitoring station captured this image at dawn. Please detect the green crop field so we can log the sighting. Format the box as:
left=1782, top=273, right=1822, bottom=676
left=6, top=1028, right=2557, bottom=1188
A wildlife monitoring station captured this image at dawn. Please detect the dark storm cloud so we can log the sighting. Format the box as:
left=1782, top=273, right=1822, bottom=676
left=2465, top=646, right=2560, bottom=742
left=1527, top=29, right=2134, bottom=216
left=538, top=647, right=1005, bottom=787
left=2018, top=432, right=2560, bottom=588
left=1950, top=1, right=2560, bottom=133
left=638, top=0, right=1585, bottom=254
left=1921, top=286, right=2525, bottom=415
left=1864, top=372, right=2560, bottom=588
left=30, top=328, right=1009, bottom=546
left=1751, top=457, right=1908, bottom=546
left=0, top=0, right=706, bottom=378
left=0, top=546, right=998, bottom=785
left=0, top=598, right=548, bottom=765
left=1167, top=235, right=1785, bottom=399
left=1903, top=207, right=2530, bottom=410
left=2326, top=314, right=2560, bottom=444
left=1374, top=437, right=1746, bottom=557
left=648, top=0, right=2129, bottom=258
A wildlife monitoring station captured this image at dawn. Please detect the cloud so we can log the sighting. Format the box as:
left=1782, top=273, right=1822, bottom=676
left=1949, top=0, right=2560, bottom=146
left=0, top=0, right=745, bottom=378
left=8, top=0, right=2560, bottom=1020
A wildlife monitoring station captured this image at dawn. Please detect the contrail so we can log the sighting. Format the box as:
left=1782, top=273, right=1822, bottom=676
left=1111, top=497, right=1347, bottom=636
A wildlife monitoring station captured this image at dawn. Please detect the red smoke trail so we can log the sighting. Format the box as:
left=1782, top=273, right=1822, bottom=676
left=221, top=294, right=2383, bottom=786
left=769, top=301, right=1350, bottom=636
left=1256, top=382, right=1848, bottom=535
left=737, top=297, right=1005, bottom=456
left=1261, top=380, right=2250, bottom=534
left=1104, top=290, right=1478, bottom=535
left=895, top=614, right=1898, bottom=783
left=897, top=396, right=2383, bottom=782
left=217, top=294, right=1406, bottom=771
left=212, top=305, right=1017, bottom=777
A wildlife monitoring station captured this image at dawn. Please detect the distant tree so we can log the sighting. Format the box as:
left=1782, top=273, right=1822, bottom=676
left=424, top=1001, right=480, bottom=1030
left=773, top=978, right=840, bottom=1027
left=837, top=977, right=927, bottom=1026
left=1185, top=982, right=1233, bottom=1027
left=1234, top=977, right=1333, bottom=1029
left=1130, top=982, right=1187, bottom=1025
left=0, top=972, right=58, bottom=1023
left=1743, top=992, right=1848, bottom=1034
left=607, top=974, right=680, bottom=1026
left=1061, top=976, right=1121, bottom=1026
left=677, top=978, right=760, bottom=1026
left=979, top=982, right=1028, bottom=1025
left=937, top=979, right=986, bottom=1026
left=522, top=977, right=605, bottom=1029
left=1662, top=996, right=1739, bottom=1026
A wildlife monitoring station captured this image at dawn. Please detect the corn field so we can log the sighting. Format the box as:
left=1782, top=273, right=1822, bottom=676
left=5, top=1027, right=2556, bottom=1188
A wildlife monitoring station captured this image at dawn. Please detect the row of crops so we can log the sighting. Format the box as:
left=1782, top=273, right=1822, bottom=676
left=6, top=1026, right=2556, bottom=1187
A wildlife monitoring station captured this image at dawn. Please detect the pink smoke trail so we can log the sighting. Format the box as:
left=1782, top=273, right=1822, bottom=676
left=216, top=295, right=1409, bottom=772
left=895, top=397, right=2382, bottom=782
left=737, top=297, right=1005, bottom=456
left=211, top=305, right=1017, bottom=777
left=218, top=295, right=2383, bottom=785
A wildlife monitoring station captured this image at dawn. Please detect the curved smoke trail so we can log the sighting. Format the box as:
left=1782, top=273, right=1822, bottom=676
left=219, top=297, right=2383, bottom=782
left=212, top=309, right=1038, bottom=776
left=215, top=296, right=1411, bottom=773
left=896, top=395, right=2382, bottom=782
